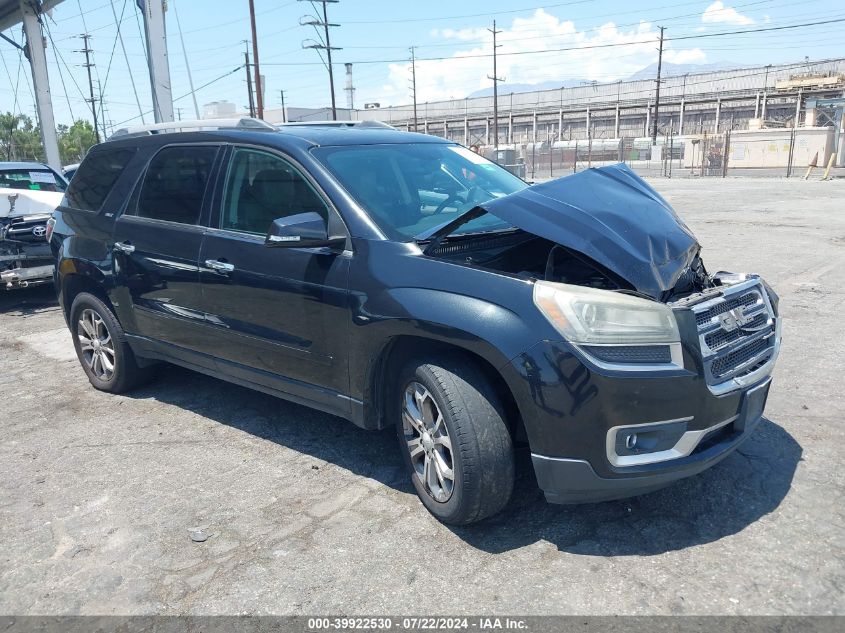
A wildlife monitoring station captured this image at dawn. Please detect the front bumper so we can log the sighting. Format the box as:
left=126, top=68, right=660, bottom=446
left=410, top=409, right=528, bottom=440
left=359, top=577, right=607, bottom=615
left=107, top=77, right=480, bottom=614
left=532, top=376, right=771, bottom=503
left=501, top=277, right=780, bottom=504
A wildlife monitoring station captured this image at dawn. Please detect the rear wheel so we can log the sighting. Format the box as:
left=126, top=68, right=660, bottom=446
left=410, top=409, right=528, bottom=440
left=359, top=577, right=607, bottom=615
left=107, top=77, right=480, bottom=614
left=395, top=356, right=514, bottom=525
left=69, top=292, right=153, bottom=393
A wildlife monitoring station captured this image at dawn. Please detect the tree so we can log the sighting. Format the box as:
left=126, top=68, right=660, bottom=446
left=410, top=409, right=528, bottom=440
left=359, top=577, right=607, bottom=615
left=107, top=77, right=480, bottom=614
left=58, top=120, right=98, bottom=165
left=0, top=113, right=99, bottom=165
left=0, top=113, right=43, bottom=162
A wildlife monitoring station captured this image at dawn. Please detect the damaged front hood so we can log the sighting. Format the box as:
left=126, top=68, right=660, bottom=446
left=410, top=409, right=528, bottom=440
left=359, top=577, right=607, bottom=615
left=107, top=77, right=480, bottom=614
left=481, top=163, right=700, bottom=299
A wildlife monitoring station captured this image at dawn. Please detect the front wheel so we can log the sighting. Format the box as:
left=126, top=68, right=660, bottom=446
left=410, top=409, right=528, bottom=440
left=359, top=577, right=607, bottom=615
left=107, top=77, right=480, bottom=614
left=395, top=356, right=514, bottom=525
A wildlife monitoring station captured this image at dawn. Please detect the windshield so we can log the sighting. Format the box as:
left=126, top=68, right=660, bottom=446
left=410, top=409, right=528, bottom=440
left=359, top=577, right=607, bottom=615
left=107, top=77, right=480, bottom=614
left=0, top=168, right=67, bottom=193
left=312, top=143, right=527, bottom=240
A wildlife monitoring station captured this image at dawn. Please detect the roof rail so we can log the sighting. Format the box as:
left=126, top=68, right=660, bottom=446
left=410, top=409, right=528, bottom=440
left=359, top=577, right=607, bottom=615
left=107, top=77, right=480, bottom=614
left=278, top=120, right=396, bottom=129
left=107, top=117, right=276, bottom=141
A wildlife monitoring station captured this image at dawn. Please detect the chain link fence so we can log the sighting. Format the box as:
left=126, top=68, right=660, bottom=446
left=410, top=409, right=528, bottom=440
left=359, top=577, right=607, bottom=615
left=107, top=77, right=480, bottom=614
left=492, top=128, right=820, bottom=181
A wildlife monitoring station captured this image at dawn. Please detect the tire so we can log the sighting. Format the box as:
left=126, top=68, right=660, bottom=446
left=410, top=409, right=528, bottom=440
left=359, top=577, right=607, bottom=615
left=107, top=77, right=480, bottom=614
left=395, top=355, right=514, bottom=525
left=69, top=292, right=154, bottom=393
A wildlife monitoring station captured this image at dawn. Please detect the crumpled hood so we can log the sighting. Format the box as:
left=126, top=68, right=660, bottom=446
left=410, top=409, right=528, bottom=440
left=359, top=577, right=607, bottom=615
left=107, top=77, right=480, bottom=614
left=481, top=163, right=700, bottom=299
left=0, top=189, right=63, bottom=219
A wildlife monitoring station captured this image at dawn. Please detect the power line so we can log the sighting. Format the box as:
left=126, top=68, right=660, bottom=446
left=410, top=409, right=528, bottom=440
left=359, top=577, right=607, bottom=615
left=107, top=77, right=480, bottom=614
left=259, top=16, right=845, bottom=66
left=344, top=0, right=595, bottom=24
left=108, top=0, right=145, bottom=124
left=173, top=0, right=200, bottom=119
left=99, top=0, right=127, bottom=103
left=112, top=64, right=246, bottom=127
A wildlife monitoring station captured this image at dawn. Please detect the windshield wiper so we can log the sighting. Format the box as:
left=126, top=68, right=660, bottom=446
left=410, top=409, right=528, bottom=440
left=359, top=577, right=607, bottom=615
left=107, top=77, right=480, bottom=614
left=415, top=206, right=488, bottom=255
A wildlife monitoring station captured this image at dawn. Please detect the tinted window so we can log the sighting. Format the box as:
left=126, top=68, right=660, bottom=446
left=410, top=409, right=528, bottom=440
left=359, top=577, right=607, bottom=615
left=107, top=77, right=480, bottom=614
left=220, top=148, right=328, bottom=235
left=65, top=148, right=134, bottom=210
left=312, top=143, right=527, bottom=240
left=0, top=168, right=66, bottom=193
left=136, top=145, right=217, bottom=225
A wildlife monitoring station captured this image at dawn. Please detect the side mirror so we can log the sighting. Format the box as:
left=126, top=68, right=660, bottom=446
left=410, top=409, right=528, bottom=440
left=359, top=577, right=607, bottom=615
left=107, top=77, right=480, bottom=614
left=265, top=212, right=345, bottom=249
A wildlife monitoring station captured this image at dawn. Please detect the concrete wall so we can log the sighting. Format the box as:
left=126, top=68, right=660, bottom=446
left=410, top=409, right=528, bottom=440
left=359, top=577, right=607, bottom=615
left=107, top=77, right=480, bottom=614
left=683, top=127, right=835, bottom=169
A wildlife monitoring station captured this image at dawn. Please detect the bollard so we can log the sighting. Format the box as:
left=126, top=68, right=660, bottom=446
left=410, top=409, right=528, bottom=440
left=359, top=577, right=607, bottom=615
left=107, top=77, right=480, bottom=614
left=804, top=152, right=819, bottom=180
left=822, top=153, right=837, bottom=181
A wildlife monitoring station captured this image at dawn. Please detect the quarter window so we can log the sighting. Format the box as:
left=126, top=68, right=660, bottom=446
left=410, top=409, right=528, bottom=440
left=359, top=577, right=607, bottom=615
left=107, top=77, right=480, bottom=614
left=220, top=148, right=328, bottom=235
left=135, top=145, right=217, bottom=225
left=64, top=148, right=134, bottom=211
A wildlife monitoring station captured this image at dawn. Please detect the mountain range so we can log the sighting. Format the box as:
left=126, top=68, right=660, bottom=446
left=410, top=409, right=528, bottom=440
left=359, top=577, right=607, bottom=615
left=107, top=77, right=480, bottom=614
left=466, top=62, right=737, bottom=98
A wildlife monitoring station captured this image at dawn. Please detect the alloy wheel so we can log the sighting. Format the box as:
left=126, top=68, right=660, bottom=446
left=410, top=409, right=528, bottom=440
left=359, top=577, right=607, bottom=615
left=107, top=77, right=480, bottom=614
left=402, top=381, right=455, bottom=502
left=77, top=308, right=116, bottom=381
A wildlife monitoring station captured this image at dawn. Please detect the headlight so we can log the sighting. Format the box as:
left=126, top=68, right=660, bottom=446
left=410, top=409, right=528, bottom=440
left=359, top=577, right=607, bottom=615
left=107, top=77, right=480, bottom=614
left=533, top=281, right=680, bottom=346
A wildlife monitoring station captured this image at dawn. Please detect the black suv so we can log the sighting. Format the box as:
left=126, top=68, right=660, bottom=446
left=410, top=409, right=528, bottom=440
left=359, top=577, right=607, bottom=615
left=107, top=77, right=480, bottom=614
left=49, top=126, right=781, bottom=524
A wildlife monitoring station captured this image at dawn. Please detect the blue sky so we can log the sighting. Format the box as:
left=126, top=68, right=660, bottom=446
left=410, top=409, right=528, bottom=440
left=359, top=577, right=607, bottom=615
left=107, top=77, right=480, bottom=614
left=1, top=0, right=842, bottom=129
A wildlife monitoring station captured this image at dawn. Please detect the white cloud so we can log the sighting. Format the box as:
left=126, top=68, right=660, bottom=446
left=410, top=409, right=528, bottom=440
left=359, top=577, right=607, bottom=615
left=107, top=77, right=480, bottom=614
left=377, top=9, right=707, bottom=105
left=702, top=1, right=755, bottom=26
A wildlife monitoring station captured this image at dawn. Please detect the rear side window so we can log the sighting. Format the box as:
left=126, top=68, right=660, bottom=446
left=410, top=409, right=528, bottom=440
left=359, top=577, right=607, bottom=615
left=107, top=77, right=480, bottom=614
left=135, top=145, right=217, bottom=225
left=65, top=148, right=135, bottom=211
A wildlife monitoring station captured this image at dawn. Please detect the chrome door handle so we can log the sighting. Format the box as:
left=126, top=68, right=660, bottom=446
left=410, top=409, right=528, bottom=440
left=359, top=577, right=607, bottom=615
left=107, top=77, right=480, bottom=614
left=113, top=241, right=135, bottom=254
left=205, top=259, right=235, bottom=273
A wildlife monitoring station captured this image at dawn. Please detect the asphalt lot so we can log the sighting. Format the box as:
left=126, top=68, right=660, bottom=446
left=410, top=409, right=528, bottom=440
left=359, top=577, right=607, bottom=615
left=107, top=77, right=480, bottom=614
left=1, top=176, right=843, bottom=616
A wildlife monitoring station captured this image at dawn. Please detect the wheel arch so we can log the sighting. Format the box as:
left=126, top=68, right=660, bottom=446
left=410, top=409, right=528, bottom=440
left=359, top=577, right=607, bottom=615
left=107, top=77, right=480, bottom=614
left=361, top=334, right=527, bottom=443
left=60, top=266, right=115, bottom=323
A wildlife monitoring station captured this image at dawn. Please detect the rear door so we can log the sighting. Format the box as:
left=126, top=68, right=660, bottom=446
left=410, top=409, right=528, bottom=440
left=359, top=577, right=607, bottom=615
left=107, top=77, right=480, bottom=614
left=198, top=146, right=351, bottom=413
left=111, top=144, right=221, bottom=357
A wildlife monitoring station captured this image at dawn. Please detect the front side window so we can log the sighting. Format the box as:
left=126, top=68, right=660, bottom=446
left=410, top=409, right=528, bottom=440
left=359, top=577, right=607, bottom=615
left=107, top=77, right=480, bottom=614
left=312, top=143, right=527, bottom=240
left=0, top=168, right=67, bottom=193
left=65, top=148, right=134, bottom=211
left=135, top=145, right=217, bottom=225
left=220, top=148, right=329, bottom=235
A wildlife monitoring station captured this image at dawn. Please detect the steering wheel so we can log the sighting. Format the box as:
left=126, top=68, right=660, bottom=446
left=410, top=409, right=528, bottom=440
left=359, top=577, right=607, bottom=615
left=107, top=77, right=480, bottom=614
left=433, top=193, right=463, bottom=215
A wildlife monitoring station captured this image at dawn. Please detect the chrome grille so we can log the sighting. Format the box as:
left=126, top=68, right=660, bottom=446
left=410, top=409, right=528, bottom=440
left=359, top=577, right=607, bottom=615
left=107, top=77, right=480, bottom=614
left=711, top=337, right=769, bottom=378
left=695, top=292, right=758, bottom=326
left=704, top=312, right=769, bottom=350
left=689, top=279, right=777, bottom=388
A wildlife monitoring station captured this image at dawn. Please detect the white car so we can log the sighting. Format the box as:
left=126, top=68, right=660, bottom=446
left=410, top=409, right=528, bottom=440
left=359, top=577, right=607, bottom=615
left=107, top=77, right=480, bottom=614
left=0, top=162, right=67, bottom=289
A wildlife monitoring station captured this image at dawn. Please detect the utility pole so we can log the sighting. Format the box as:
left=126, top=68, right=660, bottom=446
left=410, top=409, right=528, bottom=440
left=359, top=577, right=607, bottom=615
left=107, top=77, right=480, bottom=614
left=243, top=43, right=255, bottom=118
left=140, top=0, right=174, bottom=122
left=300, top=0, right=341, bottom=120
left=410, top=46, right=418, bottom=132
left=176, top=107, right=184, bottom=121
left=652, top=26, right=665, bottom=146
left=77, top=34, right=100, bottom=143
left=487, top=20, right=504, bottom=150
left=280, top=90, right=287, bottom=123
left=247, top=0, right=264, bottom=119
left=19, top=1, right=60, bottom=169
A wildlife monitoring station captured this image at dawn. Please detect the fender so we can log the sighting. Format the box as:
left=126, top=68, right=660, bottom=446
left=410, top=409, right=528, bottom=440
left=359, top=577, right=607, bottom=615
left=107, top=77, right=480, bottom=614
left=348, top=284, right=552, bottom=429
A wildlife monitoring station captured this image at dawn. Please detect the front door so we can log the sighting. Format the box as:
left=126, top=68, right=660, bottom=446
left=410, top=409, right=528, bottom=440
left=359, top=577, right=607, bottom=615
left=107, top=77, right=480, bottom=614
left=112, top=144, right=220, bottom=358
left=198, top=147, right=351, bottom=414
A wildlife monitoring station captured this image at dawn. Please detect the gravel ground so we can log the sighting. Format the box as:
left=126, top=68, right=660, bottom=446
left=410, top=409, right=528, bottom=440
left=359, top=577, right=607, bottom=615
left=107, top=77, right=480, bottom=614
left=0, top=177, right=843, bottom=616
